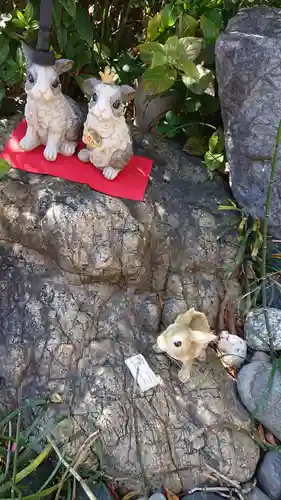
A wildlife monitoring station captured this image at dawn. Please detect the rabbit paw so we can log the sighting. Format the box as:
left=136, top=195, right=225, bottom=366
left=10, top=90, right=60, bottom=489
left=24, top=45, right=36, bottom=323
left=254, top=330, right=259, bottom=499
left=178, top=367, right=191, bottom=383
left=19, top=135, right=39, bottom=151
left=78, top=149, right=90, bottom=163
left=103, top=166, right=120, bottom=180
left=60, top=142, right=76, bottom=157
left=44, top=145, right=58, bottom=162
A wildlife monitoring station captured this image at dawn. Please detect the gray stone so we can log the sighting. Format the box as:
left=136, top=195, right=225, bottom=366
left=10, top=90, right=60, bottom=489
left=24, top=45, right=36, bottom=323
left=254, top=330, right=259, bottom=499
left=245, top=308, right=281, bottom=351
left=237, top=361, right=281, bottom=440
left=247, top=487, right=272, bottom=500
left=181, top=494, right=222, bottom=500
left=0, top=120, right=259, bottom=492
left=251, top=351, right=271, bottom=363
left=257, top=451, right=281, bottom=500
left=216, top=6, right=281, bottom=239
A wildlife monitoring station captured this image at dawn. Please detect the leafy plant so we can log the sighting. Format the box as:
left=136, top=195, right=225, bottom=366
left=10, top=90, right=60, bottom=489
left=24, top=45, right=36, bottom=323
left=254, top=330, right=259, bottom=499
left=137, top=0, right=225, bottom=173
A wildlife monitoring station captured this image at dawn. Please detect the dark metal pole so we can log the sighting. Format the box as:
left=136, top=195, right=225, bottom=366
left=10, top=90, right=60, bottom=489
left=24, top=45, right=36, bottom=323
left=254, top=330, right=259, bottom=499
left=32, top=0, right=55, bottom=66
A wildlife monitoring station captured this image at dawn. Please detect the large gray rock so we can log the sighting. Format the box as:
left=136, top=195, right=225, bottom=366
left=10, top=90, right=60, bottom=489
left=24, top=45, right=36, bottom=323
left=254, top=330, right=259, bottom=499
left=216, top=6, right=281, bottom=239
left=257, top=451, right=281, bottom=500
left=248, top=488, right=272, bottom=500
left=237, top=361, right=281, bottom=440
left=245, top=308, right=281, bottom=351
left=0, top=121, right=258, bottom=492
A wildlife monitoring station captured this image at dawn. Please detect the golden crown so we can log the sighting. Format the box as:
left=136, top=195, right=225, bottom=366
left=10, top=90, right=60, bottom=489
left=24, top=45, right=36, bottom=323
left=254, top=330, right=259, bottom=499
left=99, top=66, right=118, bottom=84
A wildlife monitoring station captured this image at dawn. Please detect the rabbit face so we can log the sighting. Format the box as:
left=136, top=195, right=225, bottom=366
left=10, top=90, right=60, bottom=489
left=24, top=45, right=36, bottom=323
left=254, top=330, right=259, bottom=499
left=22, top=42, right=73, bottom=102
left=156, top=323, right=217, bottom=362
left=82, top=79, right=135, bottom=122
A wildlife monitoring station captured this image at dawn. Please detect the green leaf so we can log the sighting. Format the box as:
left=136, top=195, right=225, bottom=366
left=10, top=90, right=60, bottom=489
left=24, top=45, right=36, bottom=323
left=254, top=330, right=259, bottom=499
left=138, top=42, right=166, bottom=64
left=24, top=3, right=34, bottom=23
left=183, top=65, right=213, bottom=94
left=184, top=97, right=201, bottom=112
left=0, top=158, right=11, bottom=178
left=56, top=24, right=67, bottom=51
left=0, top=85, right=5, bottom=104
left=183, top=136, right=208, bottom=156
left=16, top=10, right=26, bottom=24
left=12, top=18, right=25, bottom=28
left=160, top=4, right=177, bottom=29
left=59, top=0, right=76, bottom=19
left=53, top=0, right=62, bottom=26
left=151, top=50, right=167, bottom=67
left=181, top=14, right=198, bottom=36
left=164, top=36, right=180, bottom=62
left=209, top=127, right=224, bottom=154
left=75, top=5, right=93, bottom=45
left=143, top=65, right=176, bottom=95
left=0, top=40, right=9, bottom=66
left=180, top=59, right=199, bottom=79
left=146, top=13, right=162, bottom=41
left=200, top=9, right=222, bottom=44
left=179, top=37, right=203, bottom=61
left=204, top=150, right=224, bottom=171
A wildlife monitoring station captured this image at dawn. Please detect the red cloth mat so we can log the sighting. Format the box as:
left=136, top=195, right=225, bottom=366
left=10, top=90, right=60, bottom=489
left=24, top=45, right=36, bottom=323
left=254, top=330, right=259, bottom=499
left=0, top=120, right=153, bottom=201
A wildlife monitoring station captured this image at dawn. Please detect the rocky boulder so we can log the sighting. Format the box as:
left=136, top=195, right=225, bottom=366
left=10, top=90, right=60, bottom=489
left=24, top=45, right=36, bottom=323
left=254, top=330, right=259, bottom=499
left=216, top=6, right=281, bottom=239
left=0, top=119, right=258, bottom=492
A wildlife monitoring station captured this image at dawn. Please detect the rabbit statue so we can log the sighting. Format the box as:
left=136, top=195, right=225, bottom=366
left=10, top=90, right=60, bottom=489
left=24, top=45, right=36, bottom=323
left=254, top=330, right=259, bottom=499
left=20, top=42, right=84, bottom=162
left=153, top=308, right=217, bottom=382
left=78, top=67, right=135, bottom=180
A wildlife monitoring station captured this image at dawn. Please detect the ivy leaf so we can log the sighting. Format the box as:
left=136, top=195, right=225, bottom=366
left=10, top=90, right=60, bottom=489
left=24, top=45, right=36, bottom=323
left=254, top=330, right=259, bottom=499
left=0, top=158, right=11, bottom=178
left=181, top=14, right=198, bottom=36
left=138, top=42, right=166, bottom=64
left=16, top=10, right=26, bottom=24
left=180, top=59, right=199, bottom=79
left=59, top=0, right=76, bottom=19
left=146, top=13, right=162, bottom=41
left=200, top=9, right=222, bottom=44
left=160, top=4, right=177, bottom=29
left=182, top=65, right=213, bottom=94
left=151, top=50, right=167, bottom=68
left=179, top=37, right=203, bottom=61
left=143, top=65, right=176, bottom=95
left=204, top=150, right=224, bottom=171
left=75, top=5, right=93, bottom=46
left=0, top=40, right=9, bottom=66
left=164, top=36, right=181, bottom=63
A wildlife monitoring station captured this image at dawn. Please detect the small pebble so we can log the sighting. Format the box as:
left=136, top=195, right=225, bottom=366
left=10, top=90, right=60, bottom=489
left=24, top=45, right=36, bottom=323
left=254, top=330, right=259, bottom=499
left=218, top=330, right=247, bottom=368
left=257, top=450, right=281, bottom=500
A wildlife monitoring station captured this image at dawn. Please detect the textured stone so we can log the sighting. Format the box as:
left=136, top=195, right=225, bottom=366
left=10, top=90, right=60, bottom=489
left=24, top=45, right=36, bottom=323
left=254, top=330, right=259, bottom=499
left=181, top=494, right=223, bottom=500
left=237, top=361, right=281, bottom=441
left=257, top=451, right=281, bottom=500
left=245, top=308, right=281, bottom=351
left=0, top=121, right=258, bottom=492
left=216, top=6, right=281, bottom=239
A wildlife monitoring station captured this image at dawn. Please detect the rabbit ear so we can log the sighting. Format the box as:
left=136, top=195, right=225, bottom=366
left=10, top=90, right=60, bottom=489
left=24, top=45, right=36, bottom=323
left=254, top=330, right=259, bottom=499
left=54, top=59, right=73, bottom=75
left=21, top=41, right=33, bottom=67
left=120, top=85, right=135, bottom=102
left=81, top=78, right=100, bottom=97
left=190, top=330, right=217, bottom=345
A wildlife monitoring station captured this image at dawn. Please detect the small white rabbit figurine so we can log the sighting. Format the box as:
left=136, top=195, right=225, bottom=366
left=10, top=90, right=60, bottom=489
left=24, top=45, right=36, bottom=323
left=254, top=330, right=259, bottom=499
left=20, top=43, right=83, bottom=162
left=78, top=67, right=135, bottom=180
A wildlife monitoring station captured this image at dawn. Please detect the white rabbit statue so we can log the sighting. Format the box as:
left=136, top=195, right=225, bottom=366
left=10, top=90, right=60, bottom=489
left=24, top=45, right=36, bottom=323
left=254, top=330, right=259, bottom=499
left=20, top=42, right=84, bottom=162
left=78, top=67, right=135, bottom=180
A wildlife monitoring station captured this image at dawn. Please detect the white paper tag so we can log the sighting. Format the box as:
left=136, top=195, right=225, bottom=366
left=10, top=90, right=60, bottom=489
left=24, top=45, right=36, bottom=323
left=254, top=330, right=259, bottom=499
left=125, top=354, right=162, bottom=392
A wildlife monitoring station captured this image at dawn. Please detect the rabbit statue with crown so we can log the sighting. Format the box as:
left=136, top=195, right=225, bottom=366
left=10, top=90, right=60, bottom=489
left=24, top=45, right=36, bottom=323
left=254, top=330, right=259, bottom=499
left=78, top=67, right=136, bottom=180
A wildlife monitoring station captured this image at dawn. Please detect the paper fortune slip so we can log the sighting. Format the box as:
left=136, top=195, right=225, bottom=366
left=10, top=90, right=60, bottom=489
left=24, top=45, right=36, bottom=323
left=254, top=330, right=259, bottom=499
left=125, top=354, right=162, bottom=392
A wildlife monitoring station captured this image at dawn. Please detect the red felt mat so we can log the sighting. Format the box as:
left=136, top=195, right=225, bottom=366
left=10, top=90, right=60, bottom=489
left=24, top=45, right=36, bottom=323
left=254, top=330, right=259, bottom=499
left=0, top=120, right=153, bottom=201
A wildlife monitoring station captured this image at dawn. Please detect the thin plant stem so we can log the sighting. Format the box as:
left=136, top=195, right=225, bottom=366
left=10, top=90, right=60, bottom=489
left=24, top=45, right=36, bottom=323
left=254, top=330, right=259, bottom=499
left=261, top=120, right=281, bottom=360
left=11, top=410, right=21, bottom=500
left=4, top=421, right=12, bottom=480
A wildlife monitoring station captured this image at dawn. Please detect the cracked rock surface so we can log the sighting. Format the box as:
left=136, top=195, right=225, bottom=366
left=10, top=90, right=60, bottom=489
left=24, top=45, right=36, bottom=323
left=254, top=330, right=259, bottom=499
left=0, top=118, right=259, bottom=492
